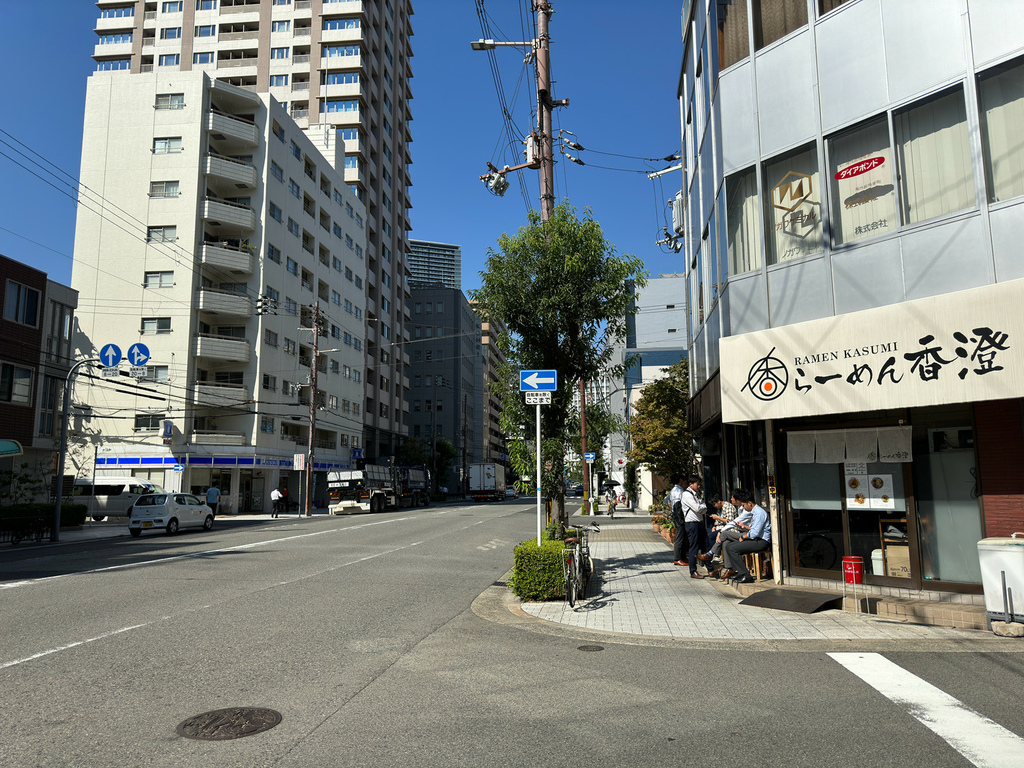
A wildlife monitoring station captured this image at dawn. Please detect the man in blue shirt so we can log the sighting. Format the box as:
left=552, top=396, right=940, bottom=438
left=720, top=488, right=771, bottom=584
left=205, top=485, right=221, bottom=516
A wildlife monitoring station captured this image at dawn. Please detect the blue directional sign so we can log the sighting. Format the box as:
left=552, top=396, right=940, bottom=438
left=99, top=344, right=122, bottom=367
left=351, top=448, right=363, bottom=460
left=519, top=369, right=558, bottom=392
left=584, top=452, right=596, bottom=462
left=127, top=343, right=151, bottom=367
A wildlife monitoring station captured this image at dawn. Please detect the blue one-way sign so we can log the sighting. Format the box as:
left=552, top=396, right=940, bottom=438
left=127, top=343, right=151, bottom=367
left=519, top=369, right=558, bottom=392
left=100, top=344, right=122, bottom=367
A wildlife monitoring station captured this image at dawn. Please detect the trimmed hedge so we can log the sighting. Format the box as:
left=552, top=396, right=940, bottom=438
left=0, top=503, right=87, bottom=527
left=509, top=536, right=566, bottom=601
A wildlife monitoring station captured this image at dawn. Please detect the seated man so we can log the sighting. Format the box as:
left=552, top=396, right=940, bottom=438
left=719, top=488, right=771, bottom=584
left=699, top=492, right=751, bottom=575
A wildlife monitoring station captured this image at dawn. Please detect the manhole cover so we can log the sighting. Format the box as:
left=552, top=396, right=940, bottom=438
left=577, top=645, right=604, bottom=652
left=176, top=707, right=282, bottom=741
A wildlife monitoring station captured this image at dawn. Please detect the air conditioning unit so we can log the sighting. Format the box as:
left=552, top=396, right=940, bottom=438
left=672, top=192, right=686, bottom=235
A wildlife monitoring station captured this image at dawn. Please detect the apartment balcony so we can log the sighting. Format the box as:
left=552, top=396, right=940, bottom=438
left=220, top=30, right=259, bottom=42
left=196, top=382, right=251, bottom=409
left=192, top=429, right=248, bottom=446
left=194, top=334, right=251, bottom=364
left=200, top=241, right=254, bottom=275
left=220, top=1, right=261, bottom=16
left=95, top=17, right=135, bottom=32
left=365, top=295, right=377, bottom=316
left=321, top=54, right=364, bottom=72
left=93, top=42, right=133, bottom=58
left=197, top=288, right=252, bottom=318
left=205, top=153, right=257, bottom=190
left=202, top=198, right=256, bottom=234
left=321, top=27, right=362, bottom=45
left=210, top=77, right=261, bottom=110
left=320, top=82, right=365, bottom=101
left=206, top=110, right=258, bottom=148
left=291, top=81, right=310, bottom=92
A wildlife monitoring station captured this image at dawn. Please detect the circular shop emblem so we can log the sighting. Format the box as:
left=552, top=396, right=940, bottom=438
left=742, top=351, right=789, bottom=401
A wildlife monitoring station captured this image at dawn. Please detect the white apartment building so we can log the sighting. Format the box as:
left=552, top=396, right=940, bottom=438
left=70, top=71, right=367, bottom=513
left=92, top=0, right=415, bottom=461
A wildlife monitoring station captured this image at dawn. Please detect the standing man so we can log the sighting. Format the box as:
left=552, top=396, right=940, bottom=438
left=720, top=488, right=772, bottom=584
left=668, top=475, right=689, bottom=567
left=681, top=474, right=710, bottom=579
left=205, top=485, right=221, bottom=517
left=270, top=487, right=283, bottom=518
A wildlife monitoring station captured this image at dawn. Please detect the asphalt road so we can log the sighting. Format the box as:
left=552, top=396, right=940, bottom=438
left=2, top=500, right=1024, bottom=768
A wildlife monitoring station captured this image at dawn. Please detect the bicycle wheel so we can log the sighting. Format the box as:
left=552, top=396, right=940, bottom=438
left=796, top=533, right=839, bottom=570
left=565, top=552, right=577, bottom=607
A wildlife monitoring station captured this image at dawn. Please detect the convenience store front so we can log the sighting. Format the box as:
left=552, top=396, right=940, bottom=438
left=720, top=280, right=1024, bottom=593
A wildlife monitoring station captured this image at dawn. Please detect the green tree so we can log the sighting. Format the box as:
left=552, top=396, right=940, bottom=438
left=432, top=438, right=458, bottom=493
left=471, top=202, right=647, bottom=524
left=394, top=437, right=430, bottom=467
left=627, top=358, right=695, bottom=480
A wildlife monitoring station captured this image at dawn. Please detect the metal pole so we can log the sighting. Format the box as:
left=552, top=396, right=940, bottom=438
left=579, top=378, right=589, bottom=515
left=536, top=401, right=542, bottom=546
left=52, top=358, right=99, bottom=542
left=305, top=302, right=320, bottom=516
left=536, top=1, right=554, bottom=222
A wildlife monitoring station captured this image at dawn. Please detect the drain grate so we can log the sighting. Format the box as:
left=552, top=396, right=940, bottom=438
left=176, top=707, right=282, bottom=741
left=577, top=645, right=604, bottom=652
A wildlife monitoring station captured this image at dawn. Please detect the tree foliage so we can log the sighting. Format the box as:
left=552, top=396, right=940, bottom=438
left=627, top=359, right=695, bottom=480
left=471, top=202, right=647, bottom=523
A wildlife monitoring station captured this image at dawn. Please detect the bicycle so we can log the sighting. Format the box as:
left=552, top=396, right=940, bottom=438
left=561, top=523, right=600, bottom=608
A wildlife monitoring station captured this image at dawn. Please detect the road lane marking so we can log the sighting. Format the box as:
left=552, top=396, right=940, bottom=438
left=829, top=652, right=1024, bottom=768
left=0, top=623, right=151, bottom=670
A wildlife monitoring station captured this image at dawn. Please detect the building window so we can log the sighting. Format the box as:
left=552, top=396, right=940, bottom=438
left=333, top=223, right=343, bottom=238
left=144, top=271, right=174, bottom=288
left=284, top=297, right=298, bottom=315
left=262, top=374, right=277, bottom=391
left=979, top=57, right=1024, bottom=204
left=270, top=74, right=289, bottom=87
left=161, top=27, right=182, bottom=39
left=0, top=363, right=32, bottom=404
left=155, top=94, right=184, bottom=112
left=284, top=338, right=297, bottom=355
left=272, top=0, right=291, bottom=4
left=3, top=282, right=40, bottom=326
left=289, top=179, right=301, bottom=198
left=270, top=161, right=284, bottom=182
left=195, top=24, right=216, bottom=37
left=828, top=116, right=896, bottom=245
left=752, top=0, right=807, bottom=50
left=194, top=52, right=215, bottom=64
left=763, top=143, right=822, bottom=265
left=324, top=18, right=360, bottom=30
left=288, top=218, right=300, bottom=237
left=268, top=201, right=283, bottom=222
left=101, top=6, right=135, bottom=18
left=134, top=413, right=164, bottom=432
left=324, top=72, right=360, bottom=85
left=895, top=86, right=976, bottom=225
left=264, top=329, right=278, bottom=347
left=330, top=360, right=340, bottom=374
left=261, top=416, right=275, bottom=434
left=162, top=1, right=184, bottom=11
left=323, top=44, right=360, bottom=58
left=98, top=33, right=134, bottom=45
left=196, top=0, right=217, bottom=10
left=321, top=99, right=359, bottom=114
left=819, top=0, right=854, bottom=14
left=331, top=289, right=341, bottom=305
left=267, top=243, right=282, bottom=262
left=146, top=225, right=177, bottom=242
left=153, top=137, right=183, bottom=154
left=272, top=20, right=291, bottom=32
left=717, top=0, right=749, bottom=69
left=291, top=141, right=302, bottom=160
left=141, top=317, right=172, bottom=334
left=96, top=59, right=131, bottom=71
left=286, top=258, right=299, bottom=276
left=271, top=47, right=290, bottom=59
left=149, top=180, right=180, bottom=197
left=158, top=54, right=181, bottom=67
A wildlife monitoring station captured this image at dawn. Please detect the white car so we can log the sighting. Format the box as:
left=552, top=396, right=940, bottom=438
left=128, top=493, right=215, bottom=537
left=505, top=486, right=519, bottom=499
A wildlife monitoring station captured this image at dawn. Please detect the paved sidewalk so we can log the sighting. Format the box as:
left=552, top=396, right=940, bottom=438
left=520, top=516, right=984, bottom=642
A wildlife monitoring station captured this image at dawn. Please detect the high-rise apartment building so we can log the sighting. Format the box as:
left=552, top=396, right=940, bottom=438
left=70, top=72, right=367, bottom=512
left=90, top=0, right=415, bottom=462
left=407, top=240, right=462, bottom=290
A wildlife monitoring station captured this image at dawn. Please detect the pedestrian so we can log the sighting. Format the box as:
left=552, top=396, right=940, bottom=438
left=604, top=486, right=617, bottom=518
left=679, top=474, right=711, bottom=579
left=205, top=485, right=221, bottom=516
left=720, top=488, right=771, bottom=584
left=667, top=475, right=690, bottom=567
left=270, top=487, right=283, bottom=518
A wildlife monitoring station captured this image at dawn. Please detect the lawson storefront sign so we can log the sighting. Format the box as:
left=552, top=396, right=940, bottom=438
left=94, top=455, right=349, bottom=471
left=721, top=279, right=1024, bottom=423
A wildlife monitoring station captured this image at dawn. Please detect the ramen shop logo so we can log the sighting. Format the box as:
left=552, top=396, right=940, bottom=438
left=742, top=348, right=789, bottom=401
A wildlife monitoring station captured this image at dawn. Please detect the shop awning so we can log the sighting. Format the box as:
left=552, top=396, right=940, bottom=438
left=0, top=440, right=24, bottom=457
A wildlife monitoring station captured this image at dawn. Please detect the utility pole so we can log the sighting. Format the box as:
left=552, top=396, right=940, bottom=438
left=535, top=1, right=554, bottom=222
left=304, top=302, right=324, bottom=516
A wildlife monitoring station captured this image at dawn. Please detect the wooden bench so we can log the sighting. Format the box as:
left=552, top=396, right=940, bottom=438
left=743, top=550, right=773, bottom=582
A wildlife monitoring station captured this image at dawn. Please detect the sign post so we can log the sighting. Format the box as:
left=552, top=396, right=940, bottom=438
left=520, top=370, right=558, bottom=545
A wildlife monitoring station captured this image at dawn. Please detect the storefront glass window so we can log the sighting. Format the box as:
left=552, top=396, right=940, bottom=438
left=828, top=117, right=897, bottom=245
left=895, top=86, right=976, bottom=225
left=764, top=144, right=823, bottom=264
left=845, top=462, right=908, bottom=579
left=913, top=425, right=982, bottom=584
left=978, top=57, right=1024, bottom=204
left=790, top=463, right=842, bottom=572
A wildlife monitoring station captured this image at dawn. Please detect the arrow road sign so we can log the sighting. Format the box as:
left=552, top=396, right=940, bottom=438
left=127, top=343, right=151, bottom=367
left=100, top=344, right=122, bottom=367
left=519, top=369, right=558, bottom=392
left=584, top=452, right=596, bottom=462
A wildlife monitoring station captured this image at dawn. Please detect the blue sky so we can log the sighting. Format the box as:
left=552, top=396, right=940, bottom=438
left=0, top=1, right=685, bottom=294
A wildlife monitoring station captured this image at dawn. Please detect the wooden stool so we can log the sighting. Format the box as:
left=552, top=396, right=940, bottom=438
left=743, top=551, right=773, bottom=582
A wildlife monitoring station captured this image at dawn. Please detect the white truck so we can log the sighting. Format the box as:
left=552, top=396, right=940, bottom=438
left=468, top=462, right=506, bottom=502
left=327, top=464, right=431, bottom=514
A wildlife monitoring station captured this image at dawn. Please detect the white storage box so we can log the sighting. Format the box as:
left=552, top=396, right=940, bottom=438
left=977, top=535, right=1024, bottom=622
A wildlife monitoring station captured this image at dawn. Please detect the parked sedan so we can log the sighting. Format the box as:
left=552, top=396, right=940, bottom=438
left=128, top=493, right=215, bottom=537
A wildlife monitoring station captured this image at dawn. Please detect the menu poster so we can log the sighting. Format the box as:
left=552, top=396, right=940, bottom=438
left=868, top=474, right=895, bottom=510
left=845, top=473, right=870, bottom=509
